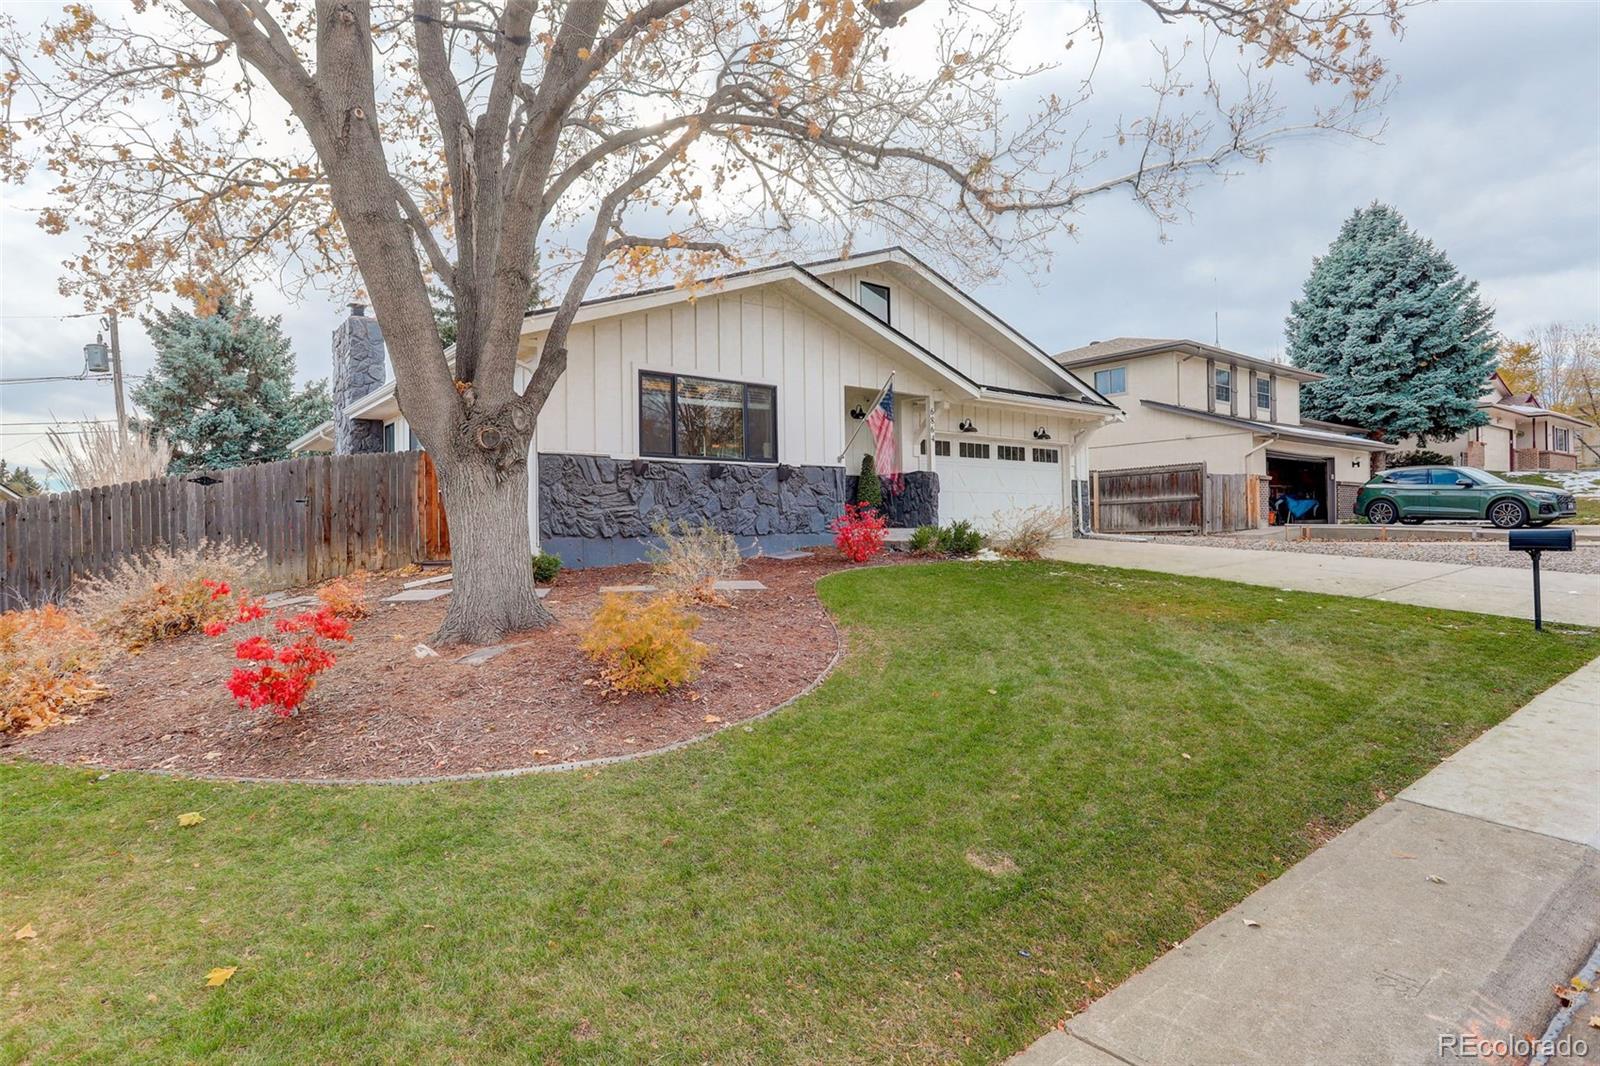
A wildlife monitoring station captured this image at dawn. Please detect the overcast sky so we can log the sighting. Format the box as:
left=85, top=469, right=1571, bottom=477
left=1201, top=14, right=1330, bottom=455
left=2, top=0, right=1598, bottom=475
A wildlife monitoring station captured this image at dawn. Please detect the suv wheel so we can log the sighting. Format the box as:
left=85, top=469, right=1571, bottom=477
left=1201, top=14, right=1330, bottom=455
left=1489, top=499, right=1529, bottom=529
left=1366, top=499, right=1399, bottom=525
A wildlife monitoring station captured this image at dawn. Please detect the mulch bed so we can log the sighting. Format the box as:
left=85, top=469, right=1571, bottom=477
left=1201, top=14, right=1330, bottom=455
left=3, top=553, right=869, bottom=783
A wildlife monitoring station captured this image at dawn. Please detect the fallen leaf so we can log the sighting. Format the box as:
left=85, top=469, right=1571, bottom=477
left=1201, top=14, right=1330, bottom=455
left=703, top=714, right=723, bottom=724
left=986, top=688, right=997, bottom=695
left=1573, top=975, right=1592, bottom=992
left=177, top=812, right=205, bottom=828
left=12, top=924, right=37, bottom=941
left=1180, top=753, right=1191, bottom=760
left=1426, top=874, right=1446, bottom=885
left=1554, top=984, right=1575, bottom=1006
left=1589, top=1015, right=1600, bottom=1030
left=205, top=966, right=236, bottom=987
left=1241, top=918, right=1261, bottom=928
left=530, top=748, right=550, bottom=757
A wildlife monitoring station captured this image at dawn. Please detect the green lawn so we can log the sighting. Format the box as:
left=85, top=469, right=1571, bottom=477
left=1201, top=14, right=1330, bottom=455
left=4, top=562, right=1596, bottom=1064
left=1495, top=472, right=1600, bottom=523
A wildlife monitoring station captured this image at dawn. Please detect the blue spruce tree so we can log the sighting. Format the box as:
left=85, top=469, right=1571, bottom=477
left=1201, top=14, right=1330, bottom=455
left=1286, top=203, right=1496, bottom=443
left=134, top=297, right=329, bottom=472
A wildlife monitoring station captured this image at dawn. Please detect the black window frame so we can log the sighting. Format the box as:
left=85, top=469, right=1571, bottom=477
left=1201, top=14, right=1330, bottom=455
left=935, top=439, right=951, bottom=457
left=958, top=441, right=990, bottom=459
left=1214, top=367, right=1232, bottom=403
left=1033, top=447, right=1059, bottom=463
left=638, top=370, right=779, bottom=464
left=997, top=445, right=1026, bottom=461
left=859, top=280, right=891, bottom=324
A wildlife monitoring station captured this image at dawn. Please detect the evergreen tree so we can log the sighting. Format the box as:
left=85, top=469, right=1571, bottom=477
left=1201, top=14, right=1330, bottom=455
left=0, top=460, right=43, bottom=496
left=133, top=297, right=329, bottom=472
left=855, top=453, right=884, bottom=511
left=1286, top=203, right=1496, bottom=442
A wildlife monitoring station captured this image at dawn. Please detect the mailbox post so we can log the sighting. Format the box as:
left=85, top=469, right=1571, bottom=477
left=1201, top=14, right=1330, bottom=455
left=1508, top=527, right=1576, bottom=630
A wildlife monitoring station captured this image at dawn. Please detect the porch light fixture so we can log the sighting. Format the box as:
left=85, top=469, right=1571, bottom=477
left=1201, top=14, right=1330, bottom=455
left=958, top=419, right=977, bottom=433
left=1032, top=427, right=1051, bottom=441
left=850, top=405, right=867, bottom=420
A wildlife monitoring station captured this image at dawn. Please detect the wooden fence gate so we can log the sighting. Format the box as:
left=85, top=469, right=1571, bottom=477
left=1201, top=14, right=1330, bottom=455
left=1091, top=464, right=1263, bottom=534
left=1092, top=463, right=1206, bottom=533
left=1, top=451, right=451, bottom=610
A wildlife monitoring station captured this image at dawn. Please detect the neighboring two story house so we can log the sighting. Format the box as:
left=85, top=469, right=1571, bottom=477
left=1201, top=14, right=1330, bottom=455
left=1398, top=372, right=1595, bottom=472
left=1055, top=337, right=1394, bottom=525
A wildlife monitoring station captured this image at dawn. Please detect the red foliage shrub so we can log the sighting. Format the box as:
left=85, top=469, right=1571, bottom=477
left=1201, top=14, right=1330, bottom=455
left=204, top=584, right=353, bottom=717
left=830, top=503, right=889, bottom=563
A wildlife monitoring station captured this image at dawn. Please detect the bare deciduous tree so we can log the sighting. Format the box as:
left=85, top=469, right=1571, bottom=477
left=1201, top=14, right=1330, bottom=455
left=2, top=0, right=1409, bottom=643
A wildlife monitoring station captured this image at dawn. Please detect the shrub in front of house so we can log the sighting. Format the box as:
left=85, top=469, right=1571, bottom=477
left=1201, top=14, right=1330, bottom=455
left=203, top=581, right=355, bottom=717
left=531, top=551, right=563, bottom=583
left=908, top=524, right=941, bottom=555
left=315, top=574, right=371, bottom=620
left=72, top=543, right=262, bottom=652
left=831, top=503, right=889, bottom=563
left=648, top=519, right=742, bottom=604
left=987, top=507, right=1072, bottom=559
left=0, top=605, right=107, bottom=736
left=581, top=593, right=710, bottom=694
left=855, top=454, right=884, bottom=512
left=1387, top=449, right=1453, bottom=468
left=935, top=520, right=983, bottom=557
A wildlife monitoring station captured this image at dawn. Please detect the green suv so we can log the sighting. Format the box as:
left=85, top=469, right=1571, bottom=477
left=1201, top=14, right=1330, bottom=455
left=1356, top=466, right=1577, bottom=528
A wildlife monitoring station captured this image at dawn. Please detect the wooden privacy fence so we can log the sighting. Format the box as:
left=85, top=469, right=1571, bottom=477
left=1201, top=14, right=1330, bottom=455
left=1, top=451, right=451, bottom=611
left=1091, top=464, right=1263, bottom=534
left=1092, top=463, right=1206, bottom=533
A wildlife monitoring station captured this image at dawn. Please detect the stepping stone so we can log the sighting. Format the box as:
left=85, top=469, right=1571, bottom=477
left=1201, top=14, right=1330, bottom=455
left=766, top=550, right=812, bottom=560
left=598, top=584, right=658, bottom=594
left=402, top=573, right=453, bottom=589
left=381, top=588, right=452, bottom=603
left=264, top=594, right=317, bottom=608
left=536, top=588, right=550, bottom=599
left=713, top=579, right=767, bottom=591
left=456, top=644, right=509, bottom=666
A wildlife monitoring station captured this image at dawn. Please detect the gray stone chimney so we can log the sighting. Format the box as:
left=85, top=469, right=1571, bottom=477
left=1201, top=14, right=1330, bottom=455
left=332, top=301, right=388, bottom=454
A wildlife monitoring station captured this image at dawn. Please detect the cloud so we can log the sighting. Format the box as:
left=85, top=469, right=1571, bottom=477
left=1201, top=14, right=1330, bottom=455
left=3, top=1, right=1596, bottom=472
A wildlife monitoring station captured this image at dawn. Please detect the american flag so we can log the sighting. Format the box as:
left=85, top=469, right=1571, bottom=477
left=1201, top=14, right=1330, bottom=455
left=866, top=382, right=902, bottom=493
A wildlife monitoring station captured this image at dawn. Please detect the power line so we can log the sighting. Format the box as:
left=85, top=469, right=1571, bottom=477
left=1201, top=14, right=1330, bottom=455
left=0, top=374, right=147, bottom=385
left=0, top=311, right=101, bottom=320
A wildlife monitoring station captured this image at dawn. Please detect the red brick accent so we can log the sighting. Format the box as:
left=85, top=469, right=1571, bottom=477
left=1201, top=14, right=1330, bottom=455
left=1516, top=448, right=1578, bottom=472
left=1464, top=441, right=1486, bottom=468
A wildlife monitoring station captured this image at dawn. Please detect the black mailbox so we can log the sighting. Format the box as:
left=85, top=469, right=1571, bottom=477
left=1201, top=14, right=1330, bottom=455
left=1508, top=528, right=1576, bottom=552
left=1508, top=526, right=1576, bottom=629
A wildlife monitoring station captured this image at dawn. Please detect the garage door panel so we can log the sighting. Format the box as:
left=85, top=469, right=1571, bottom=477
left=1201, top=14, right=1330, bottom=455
left=937, top=438, right=1064, bottom=527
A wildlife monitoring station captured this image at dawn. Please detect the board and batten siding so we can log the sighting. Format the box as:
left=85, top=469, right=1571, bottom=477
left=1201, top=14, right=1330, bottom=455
left=523, top=287, right=963, bottom=467
left=820, top=267, right=1060, bottom=393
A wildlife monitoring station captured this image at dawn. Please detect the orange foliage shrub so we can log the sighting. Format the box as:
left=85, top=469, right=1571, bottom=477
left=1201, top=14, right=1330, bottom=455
left=315, top=574, right=371, bottom=620
left=0, top=605, right=107, bottom=735
left=580, top=594, right=710, bottom=694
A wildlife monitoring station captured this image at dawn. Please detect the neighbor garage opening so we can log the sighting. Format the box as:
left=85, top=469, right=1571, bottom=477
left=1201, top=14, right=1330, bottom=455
left=1267, top=453, right=1333, bottom=524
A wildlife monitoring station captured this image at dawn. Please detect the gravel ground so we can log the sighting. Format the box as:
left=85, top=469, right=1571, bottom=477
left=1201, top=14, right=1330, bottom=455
left=1152, top=534, right=1600, bottom=574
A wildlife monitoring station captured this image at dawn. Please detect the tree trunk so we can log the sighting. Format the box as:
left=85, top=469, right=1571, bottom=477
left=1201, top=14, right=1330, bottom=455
left=432, top=453, right=553, bottom=645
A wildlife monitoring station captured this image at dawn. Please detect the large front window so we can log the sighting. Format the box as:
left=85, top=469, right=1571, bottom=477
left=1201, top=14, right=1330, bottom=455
left=640, top=372, right=777, bottom=462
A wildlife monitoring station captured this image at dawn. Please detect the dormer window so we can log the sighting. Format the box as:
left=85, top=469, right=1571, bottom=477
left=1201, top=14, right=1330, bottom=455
left=859, top=281, right=891, bottom=324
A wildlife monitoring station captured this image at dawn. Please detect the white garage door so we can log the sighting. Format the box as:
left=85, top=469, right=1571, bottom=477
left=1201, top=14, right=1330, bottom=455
left=937, top=439, right=1065, bottom=527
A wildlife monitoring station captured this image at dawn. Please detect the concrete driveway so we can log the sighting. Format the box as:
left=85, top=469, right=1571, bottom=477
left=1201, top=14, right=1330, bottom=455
left=1043, top=537, right=1600, bottom=627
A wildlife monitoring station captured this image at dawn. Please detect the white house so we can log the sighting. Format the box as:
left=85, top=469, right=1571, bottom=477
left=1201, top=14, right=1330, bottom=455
left=1055, top=337, right=1393, bottom=525
left=1397, top=371, right=1595, bottom=472
left=292, top=248, right=1122, bottom=565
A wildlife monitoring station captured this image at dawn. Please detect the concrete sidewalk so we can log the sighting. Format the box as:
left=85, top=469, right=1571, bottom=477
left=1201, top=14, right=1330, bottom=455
left=1043, top=537, right=1600, bottom=627
left=1006, top=658, right=1600, bottom=1066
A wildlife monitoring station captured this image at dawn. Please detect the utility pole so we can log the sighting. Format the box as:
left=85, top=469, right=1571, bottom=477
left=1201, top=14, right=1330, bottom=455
left=104, top=309, right=128, bottom=441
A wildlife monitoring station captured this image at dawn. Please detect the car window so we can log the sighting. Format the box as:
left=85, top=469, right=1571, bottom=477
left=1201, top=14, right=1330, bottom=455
left=1385, top=469, right=1430, bottom=485
left=1430, top=469, right=1466, bottom=486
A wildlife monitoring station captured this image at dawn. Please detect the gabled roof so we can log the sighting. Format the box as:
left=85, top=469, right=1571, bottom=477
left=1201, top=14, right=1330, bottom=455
left=1140, top=399, right=1397, bottom=450
left=1056, top=337, right=1323, bottom=383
